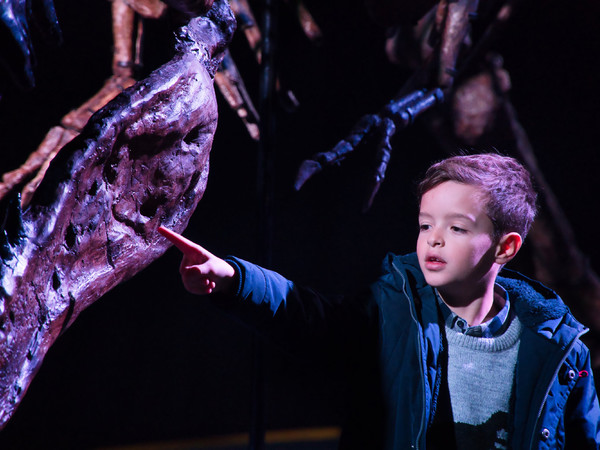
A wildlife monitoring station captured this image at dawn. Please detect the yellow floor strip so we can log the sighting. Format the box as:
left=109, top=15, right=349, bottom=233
left=97, top=426, right=341, bottom=450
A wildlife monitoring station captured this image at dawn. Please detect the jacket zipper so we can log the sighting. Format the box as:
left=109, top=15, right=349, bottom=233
left=527, top=327, right=588, bottom=449
left=395, top=262, right=426, bottom=449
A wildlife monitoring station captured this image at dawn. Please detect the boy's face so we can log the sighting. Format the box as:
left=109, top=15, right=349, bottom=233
left=416, top=181, right=499, bottom=298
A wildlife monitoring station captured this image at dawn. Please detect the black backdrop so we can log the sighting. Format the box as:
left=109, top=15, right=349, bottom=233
left=0, top=0, right=599, bottom=448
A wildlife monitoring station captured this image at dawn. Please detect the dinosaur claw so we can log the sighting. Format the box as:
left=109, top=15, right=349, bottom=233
left=294, top=159, right=322, bottom=190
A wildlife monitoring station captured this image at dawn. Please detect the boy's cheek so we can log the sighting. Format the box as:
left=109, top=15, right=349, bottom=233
left=415, top=238, right=426, bottom=256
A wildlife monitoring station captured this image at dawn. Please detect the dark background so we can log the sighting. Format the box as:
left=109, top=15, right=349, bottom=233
left=0, top=0, right=599, bottom=448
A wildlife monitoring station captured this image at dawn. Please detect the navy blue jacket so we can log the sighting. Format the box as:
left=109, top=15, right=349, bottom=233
left=224, top=252, right=600, bottom=449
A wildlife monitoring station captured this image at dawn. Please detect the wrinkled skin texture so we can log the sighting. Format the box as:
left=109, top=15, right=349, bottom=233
left=0, top=0, right=235, bottom=429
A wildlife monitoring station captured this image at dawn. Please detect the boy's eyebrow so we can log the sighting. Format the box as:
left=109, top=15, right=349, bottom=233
left=418, top=211, right=476, bottom=222
left=449, top=213, right=477, bottom=223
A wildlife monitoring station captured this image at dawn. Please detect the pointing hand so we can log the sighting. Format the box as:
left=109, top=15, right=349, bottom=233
left=158, top=226, right=236, bottom=295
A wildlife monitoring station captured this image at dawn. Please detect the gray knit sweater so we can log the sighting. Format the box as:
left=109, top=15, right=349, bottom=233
left=446, top=316, right=522, bottom=449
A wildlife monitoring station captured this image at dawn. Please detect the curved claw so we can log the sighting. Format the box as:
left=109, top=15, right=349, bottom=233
left=294, top=159, right=322, bottom=191
left=364, top=117, right=396, bottom=211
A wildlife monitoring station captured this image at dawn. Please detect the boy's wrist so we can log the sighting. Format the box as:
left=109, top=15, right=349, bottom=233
left=215, top=269, right=237, bottom=295
left=223, top=257, right=243, bottom=297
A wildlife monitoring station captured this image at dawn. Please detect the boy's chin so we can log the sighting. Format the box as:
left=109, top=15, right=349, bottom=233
left=422, top=273, right=446, bottom=288
left=423, top=276, right=458, bottom=297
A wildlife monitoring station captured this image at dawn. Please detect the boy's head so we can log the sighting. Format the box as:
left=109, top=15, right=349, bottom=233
left=416, top=153, right=538, bottom=302
left=417, top=153, right=537, bottom=241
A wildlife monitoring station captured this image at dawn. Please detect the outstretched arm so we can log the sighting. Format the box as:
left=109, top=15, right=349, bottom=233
left=159, top=226, right=377, bottom=362
left=158, top=226, right=236, bottom=295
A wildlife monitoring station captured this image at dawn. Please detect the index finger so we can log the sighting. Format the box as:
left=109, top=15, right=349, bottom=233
left=158, top=226, right=205, bottom=256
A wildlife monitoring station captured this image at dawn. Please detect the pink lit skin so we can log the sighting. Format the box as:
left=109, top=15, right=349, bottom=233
left=158, top=226, right=236, bottom=295
left=416, top=181, right=522, bottom=326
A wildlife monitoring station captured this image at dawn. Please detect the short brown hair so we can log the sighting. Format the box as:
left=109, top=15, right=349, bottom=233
left=417, top=153, right=538, bottom=239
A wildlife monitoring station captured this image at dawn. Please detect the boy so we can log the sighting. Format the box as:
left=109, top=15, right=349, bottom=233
left=159, top=153, right=600, bottom=449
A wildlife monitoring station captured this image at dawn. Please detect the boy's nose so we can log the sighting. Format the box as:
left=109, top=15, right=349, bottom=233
left=428, top=233, right=444, bottom=247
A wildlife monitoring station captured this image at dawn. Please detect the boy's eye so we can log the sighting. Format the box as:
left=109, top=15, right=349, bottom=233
left=451, top=226, right=466, bottom=233
left=419, top=224, right=431, bottom=231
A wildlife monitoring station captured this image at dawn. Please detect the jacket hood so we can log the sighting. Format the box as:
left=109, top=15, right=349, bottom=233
left=497, top=268, right=570, bottom=327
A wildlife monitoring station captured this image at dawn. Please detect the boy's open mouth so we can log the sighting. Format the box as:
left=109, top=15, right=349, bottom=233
left=425, top=255, right=446, bottom=269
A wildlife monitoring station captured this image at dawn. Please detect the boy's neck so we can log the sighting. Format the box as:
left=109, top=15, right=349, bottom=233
left=438, top=283, right=506, bottom=327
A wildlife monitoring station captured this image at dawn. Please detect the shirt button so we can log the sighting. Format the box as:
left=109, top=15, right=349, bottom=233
left=541, top=428, right=550, bottom=440
left=568, top=369, right=577, bottom=380
left=457, top=319, right=466, bottom=328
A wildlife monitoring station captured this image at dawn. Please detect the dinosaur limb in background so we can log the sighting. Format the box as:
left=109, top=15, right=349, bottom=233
left=295, top=88, right=445, bottom=211
left=0, top=0, right=167, bottom=206
left=292, top=0, right=482, bottom=210
left=0, top=0, right=235, bottom=429
left=297, top=0, right=524, bottom=212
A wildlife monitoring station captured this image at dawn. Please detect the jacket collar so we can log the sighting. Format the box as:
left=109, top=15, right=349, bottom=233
left=387, top=252, right=586, bottom=338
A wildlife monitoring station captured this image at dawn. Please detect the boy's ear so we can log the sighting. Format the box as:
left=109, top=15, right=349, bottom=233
left=495, top=232, right=523, bottom=264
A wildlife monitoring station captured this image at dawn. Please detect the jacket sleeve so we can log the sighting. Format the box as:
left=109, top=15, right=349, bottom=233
left=565, top=344, right=600, bottom=449
left=214, top=256, right=377, bottom=361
